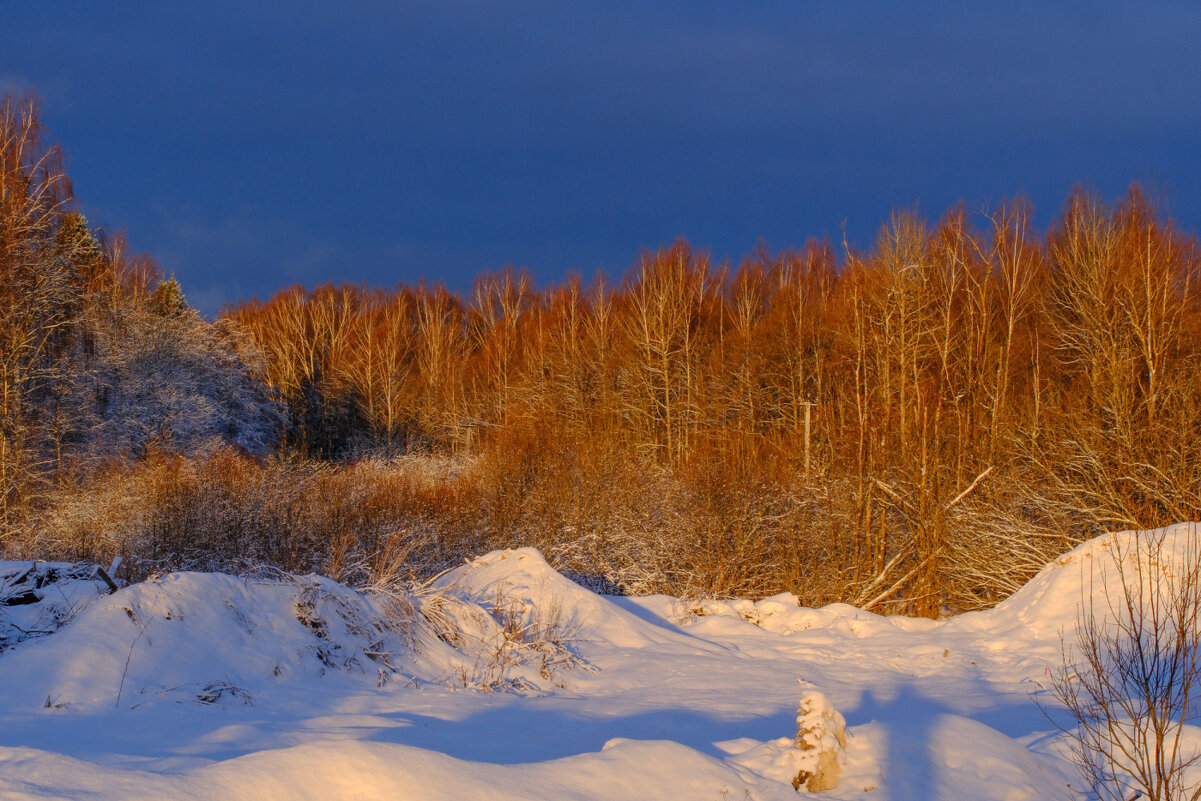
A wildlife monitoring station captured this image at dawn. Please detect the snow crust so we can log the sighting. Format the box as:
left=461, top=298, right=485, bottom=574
left=2, top=524, right=1200, bottom=799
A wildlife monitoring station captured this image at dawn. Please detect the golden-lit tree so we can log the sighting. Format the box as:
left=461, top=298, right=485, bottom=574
left=210, top=185, right=1201, bottom=611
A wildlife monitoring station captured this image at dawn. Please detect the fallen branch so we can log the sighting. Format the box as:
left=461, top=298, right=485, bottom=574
left=94, top=566, right=119, bottom=595
left=945, top=466, right=994, bottom=511
left=849, top=550, right=909, bottom=605
left=860, top=555, right=936, bottom=613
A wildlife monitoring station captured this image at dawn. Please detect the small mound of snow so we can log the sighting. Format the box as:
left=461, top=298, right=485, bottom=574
left=435, top=548, right=702, bottom=651
left=673, top=594, right=937, bottom=639
left=793, top=689, right=847, bottom=791
left=726, top=688, right=848, bottom=792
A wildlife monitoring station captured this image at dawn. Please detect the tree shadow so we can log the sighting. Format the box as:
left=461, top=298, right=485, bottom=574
left=849, top=684, right=945, bottom=800
left=845, top=678, right=1059, bottom=799
left=366, top=703, right=795, bottom=764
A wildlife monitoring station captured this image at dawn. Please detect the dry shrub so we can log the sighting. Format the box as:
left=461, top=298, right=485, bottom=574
left=10, top=402, right=1193, bottom=615
left=471, top=432, right=838, bottom=603
left=1042, top=527, right=1201, bottom=801
left=13, top=447, right=488, bottom=584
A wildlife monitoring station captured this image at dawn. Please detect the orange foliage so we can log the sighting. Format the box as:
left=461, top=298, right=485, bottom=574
left=213, top=186, right=1201, bottom=611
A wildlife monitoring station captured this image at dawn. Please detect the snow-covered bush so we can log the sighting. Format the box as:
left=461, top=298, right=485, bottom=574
left=89, top=303, right=283, bottom=458
left=792, top=687, right=847, bottom=792
left=417, top=583, right=594, bottom=694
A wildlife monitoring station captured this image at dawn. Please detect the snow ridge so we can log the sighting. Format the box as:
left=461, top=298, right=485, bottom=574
left=2, top=525, right=1200, bottom=799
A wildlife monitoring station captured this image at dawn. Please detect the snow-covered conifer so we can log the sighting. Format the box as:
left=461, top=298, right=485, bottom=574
left=90, top=292, right=283, bottom=458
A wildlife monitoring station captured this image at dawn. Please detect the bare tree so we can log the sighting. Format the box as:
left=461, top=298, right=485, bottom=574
left=0, top=95, right=76, bottom=525
left=1043, top=527, right=1201, bottom=801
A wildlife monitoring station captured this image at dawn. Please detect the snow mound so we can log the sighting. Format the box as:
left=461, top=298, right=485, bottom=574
left=675, top=594, right=940, bottom=639
left=435, top=547, right=712, bottom=651
left=949, top=521, right=1201, bottom=645
left=0, top=571, right=438, bottom=711
left=660, top=523, right=1201, bottom=653
left=658, top=522, right=1200, bottom=657
left=727, top=688, right=849, bottom=792
left=0, top=738, right=787, bottom=801
left=0, top=555, right=618, bottom=712
left=0, top=548, right=725, bottom=715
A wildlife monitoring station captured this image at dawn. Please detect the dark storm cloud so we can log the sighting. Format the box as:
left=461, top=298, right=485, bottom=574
left=4, top=1, right=1200, bottom=313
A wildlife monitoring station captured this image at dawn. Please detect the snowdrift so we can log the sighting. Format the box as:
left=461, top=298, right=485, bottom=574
left=1, top=524, right=1199, bottom=799
left=0, top=548, right=645, bottom=712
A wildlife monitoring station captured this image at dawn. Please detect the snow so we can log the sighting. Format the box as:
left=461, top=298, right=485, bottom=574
left=2, top=525, right=1200, bottom=799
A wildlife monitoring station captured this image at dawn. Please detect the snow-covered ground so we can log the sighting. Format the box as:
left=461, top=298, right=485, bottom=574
left=2, top=524, right=1200, bottom=799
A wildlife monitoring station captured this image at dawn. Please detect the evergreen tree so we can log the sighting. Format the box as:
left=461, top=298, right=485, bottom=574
left=151, top=275, right=187, bottom=317
left=53, top=212, right=103, bottom=294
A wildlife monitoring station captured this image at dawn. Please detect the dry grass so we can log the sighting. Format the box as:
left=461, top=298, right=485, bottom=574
left=6, top=429, right=1178, bottom=615
left=4, top=443, right=844, bottom=603
left=9, top=448, right=483, bottom=584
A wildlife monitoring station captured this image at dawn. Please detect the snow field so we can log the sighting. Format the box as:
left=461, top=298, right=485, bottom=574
left=1, top=525, right=1200, bottom=799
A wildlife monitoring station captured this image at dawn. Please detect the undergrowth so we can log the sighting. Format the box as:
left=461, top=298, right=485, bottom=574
left=2, top=443, right=1081, bottom=613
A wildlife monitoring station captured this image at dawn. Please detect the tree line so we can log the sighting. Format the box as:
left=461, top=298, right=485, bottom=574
left=0, top=95, right=279, bottom=527
left=4, top=94, right=1200, bottom=613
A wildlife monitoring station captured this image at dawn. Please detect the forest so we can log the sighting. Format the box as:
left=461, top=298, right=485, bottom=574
left=3, top=94, right=1199, bottom=617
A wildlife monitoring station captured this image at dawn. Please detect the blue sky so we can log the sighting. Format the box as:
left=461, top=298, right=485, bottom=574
left=5, top=2, right=1200, bottom=314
